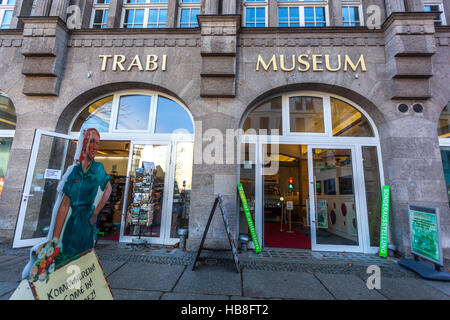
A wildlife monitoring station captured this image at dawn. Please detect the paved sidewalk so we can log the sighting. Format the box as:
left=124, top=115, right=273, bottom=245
left=0, top=242, right=449, bottom=300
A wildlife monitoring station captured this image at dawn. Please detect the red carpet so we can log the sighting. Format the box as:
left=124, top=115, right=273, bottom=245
left=264, top=222, right=311, bottom=249
left=101, top=232, right=120, bottom=241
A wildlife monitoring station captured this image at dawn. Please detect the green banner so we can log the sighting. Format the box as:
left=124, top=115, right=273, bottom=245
left=409, top=207, right=440, bottom=264
left=379, top=185, right=390, bottom=258
left=237, top=183, right=261, bottom=253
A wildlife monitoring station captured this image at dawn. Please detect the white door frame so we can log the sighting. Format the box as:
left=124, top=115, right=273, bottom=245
left=307, top=144, right=364, bottom=253
left=13, top=129, right=76, bottom=248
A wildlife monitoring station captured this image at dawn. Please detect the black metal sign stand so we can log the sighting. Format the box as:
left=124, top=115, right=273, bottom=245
left=192, top=194, right=240, bottom=273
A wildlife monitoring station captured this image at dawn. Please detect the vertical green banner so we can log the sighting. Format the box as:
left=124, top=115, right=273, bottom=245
left=379, top=185, right=390, bottom=258
left=237, top=183, right=261, bottom=253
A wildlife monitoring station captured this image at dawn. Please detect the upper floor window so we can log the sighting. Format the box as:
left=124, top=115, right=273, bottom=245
left=244, top=0, right=267, bottom=27
left=122, top=0, right=169, bottom=28
left=0, top=0, right=15, bottom=29
left=278, top=0, right=328, bottom=27
left=179, top=0, right=200, bottom=28
left=424, top=1, right=446, bottom=26
left=91, top=0, right=110, bottom=29
left=342, top=1, right=362, bottom=26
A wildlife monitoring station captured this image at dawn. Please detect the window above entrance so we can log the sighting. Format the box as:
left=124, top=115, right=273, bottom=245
left=242, top=92, right=375, bottom=138
left=438, top=102, right=450, bottom=139
left=0, top=90, right=16, bottom=131
left=71, top=91, right=193, bottom=136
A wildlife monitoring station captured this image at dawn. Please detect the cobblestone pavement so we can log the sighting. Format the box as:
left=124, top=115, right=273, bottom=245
left=1, top=241, right=449, bottom=300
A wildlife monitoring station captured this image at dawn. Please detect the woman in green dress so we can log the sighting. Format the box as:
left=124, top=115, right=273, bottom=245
left=52, top=128, right=112, bottom=265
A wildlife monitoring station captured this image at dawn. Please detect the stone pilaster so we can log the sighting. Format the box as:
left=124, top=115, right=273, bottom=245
left=49, top=0, right=70, bottom=21
left=384, top=12, right=439, bottom=100
left=20, top=17, right=69, bottom=96
left=30, top=0, right=52, bottom=16
left=107, top=0, right=123, bottom=28
left=328, top=0, right=342, bottom=27
left=404, top=0, right=425, bottom=12
left=385, top=0, right=406, bottom=16
left=198, top=15, right=240, bottom=97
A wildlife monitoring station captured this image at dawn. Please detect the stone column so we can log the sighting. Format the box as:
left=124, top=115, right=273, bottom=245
left=49, top=0, right=70, bottom=21
left=106, top=0, right=123, bottom=28
left=9, top=0, right=34, bottom=29
left=328, top=0, right=342, bottom=27
left=167, top=0, right=178, bottom=28
left=205, top=0, right=219, bottom=14
left=267, top=0, right=277, bottom=27
left=382, top=12, right=449, bottom=257
left=404, top=0, right=425, bottom=12
left=31, top=0, right=52, bottom=16
left=72, top=0, right=94, bottom=28
left=222, top=0, right=237, bottom=15
left=385, top=0, right=406, bottom=16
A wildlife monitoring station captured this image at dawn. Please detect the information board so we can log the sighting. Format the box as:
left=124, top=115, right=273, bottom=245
left=30, top=250, right=113, bottom=300
left=408, top=205, right=443, bottom=266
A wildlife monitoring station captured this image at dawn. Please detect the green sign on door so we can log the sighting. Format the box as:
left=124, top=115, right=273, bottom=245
left=237, top=183, right=261, bottom=253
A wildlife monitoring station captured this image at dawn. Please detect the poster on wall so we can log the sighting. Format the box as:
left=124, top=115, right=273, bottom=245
left=408, top=205, right=443, bottom=266
left=316, top=200, right=328, bottom=229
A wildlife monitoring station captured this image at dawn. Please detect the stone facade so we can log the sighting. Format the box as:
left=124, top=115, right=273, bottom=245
left=0, top=1, right=449, bottom=261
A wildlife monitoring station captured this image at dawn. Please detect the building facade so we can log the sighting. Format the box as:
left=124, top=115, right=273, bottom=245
left=0, top=0, right=449, bottom=262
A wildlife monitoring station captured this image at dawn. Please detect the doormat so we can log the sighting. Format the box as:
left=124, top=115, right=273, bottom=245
left=264, top=222, right=311, bottom=249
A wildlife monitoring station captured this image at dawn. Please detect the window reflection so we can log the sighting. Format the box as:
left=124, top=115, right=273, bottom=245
left=0, top=91, right=16, bottom=130
left=243, top=97, right=282, bottom=134
left=116, top=95, right=151, bottom=130
left=289, top=96, right=324, bottom=133
left=71, top=96, right=113, bottom=132
left=331, top=98, right=374, bottom=137
left=155, top=96, right=193, bottom=134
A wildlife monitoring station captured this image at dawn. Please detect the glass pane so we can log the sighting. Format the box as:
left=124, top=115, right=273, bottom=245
left=441, top=147, right=450, bottom=206
left=331, top=98, right=374, bottom=137
left=94, top=9, right=104, bottom=24
left=246, top=7, right=255, bottom=24
left=342, top=7, right=349, bottom=22
left=1, top=10, right=12, bottom=28
left=438, top=102, right=450, bottom=138
left=134, top=9, right=145, bottom=23
left=312, top=148, right=358, bottom=246
left=148, top=9, right=158, bottom=24
left=304, top=7, right=314, bottom=22
left=191, top=8, right=200, bottom=26
left=116, top=95, right=151, bottom=130
left=278, top=7, right=288, bottom=23
left=239, top=143, right=256, bottom=236
left=0, top=137, right=13, bottom=197
left=263, top=144, right=311, bottom=249
left=362, top=146, right=382, bottom=247
left=289, top=96, right=324, bottom=133
left=243, top=96, right=282, bottom=134
left=21, top=135, right=77, bottom=240
left=71, top=96, right=113, bottom=132
left=7, top=0, right=16, bottom=5
left=170, top=142, right=193, bottom=238
left=124, top=144, right=169, bottom=238
left=155, top=96, right=193, bottom=134
left=315, top=7, right=325, bottom=21
left=0, top=91, right=16, bottom=130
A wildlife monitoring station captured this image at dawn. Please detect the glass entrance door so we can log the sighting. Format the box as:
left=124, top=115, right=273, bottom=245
left=13, top=130, right=76, bottom=248
left=307, top=145, right=363, bottom=252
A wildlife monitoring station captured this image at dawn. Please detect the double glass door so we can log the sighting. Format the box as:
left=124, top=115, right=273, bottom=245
left=13, top=129, right=193, bottom=248
left=256, top=143, right=368, bottom=252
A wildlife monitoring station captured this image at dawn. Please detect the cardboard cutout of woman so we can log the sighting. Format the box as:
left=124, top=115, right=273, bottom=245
left=22, top=128, right=112, bottom=282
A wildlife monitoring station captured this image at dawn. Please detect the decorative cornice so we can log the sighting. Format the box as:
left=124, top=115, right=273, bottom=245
left=67, top=37, right=201, bottom=48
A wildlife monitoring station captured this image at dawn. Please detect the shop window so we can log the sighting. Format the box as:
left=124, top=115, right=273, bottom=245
left=91, top=0, right=110, bottom=29
left=71, top=95, right=113, bottom=133
left=116, top=95, right=152, bottom=131
left=179, top=0, right=200, bottom=28
left=155, top=96, right=194, bottom=134
left=289, top=96, right=324, bottom=133
left=331, top=98, right=374, bottom=137
left=0, top=90, right=16, bottom=197
left=244, top=0, right=267, bottom=27
left=0, top=0, right=14, bottom=29
left=71, top=91, right=193, bottom=136
left=277, top=0, right=328, bottom=27
left=424, top=1, right=446, bottom=26
left=243, top=96, right=282, bottom=134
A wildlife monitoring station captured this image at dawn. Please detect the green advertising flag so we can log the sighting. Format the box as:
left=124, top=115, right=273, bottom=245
left=237, top=184, right=261, bottom=253
left=379, top=186, right=390, bottom=257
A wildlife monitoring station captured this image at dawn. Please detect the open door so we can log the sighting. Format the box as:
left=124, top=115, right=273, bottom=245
left=13, top=130, right=77, bottom=248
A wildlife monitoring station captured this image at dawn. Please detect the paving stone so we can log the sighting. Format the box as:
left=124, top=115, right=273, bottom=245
left=242, top=270, right=334, bottom=300
left=377, top=277, right=450, bottom=300
left=98, top=259, right=127, bottom=277
left=0, top=281, right=19, bottom=299
left=314, top=273, right=387, bottom=300
left=107, top=262, right=185, bottom=291
left=174, top=265, right=241, bottom=296
left=0, top=256, right=28, bottom=282
left=420, top=280, right=450, bottom=297
left=111, top=289, right=162, bottom=300
left=161, top=292, right=229, bottom=300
